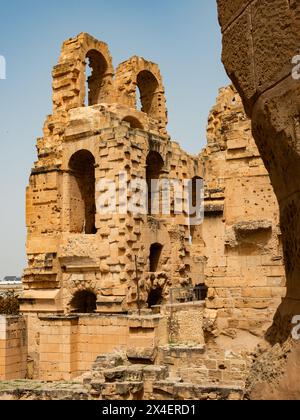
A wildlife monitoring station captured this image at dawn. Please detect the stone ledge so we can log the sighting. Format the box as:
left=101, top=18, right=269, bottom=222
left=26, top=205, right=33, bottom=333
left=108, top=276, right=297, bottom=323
left=234, top=220, right=272, bottom=233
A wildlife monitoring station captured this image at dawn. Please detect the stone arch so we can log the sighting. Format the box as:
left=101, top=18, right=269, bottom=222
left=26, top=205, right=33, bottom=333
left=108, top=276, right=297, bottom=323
left=115, top=56, right=168, bottom=135
left=136, top=70, right=159, bottom=115
left=70, top=289, right=97, bottom=313
left=68, top=149, right=96, bottom=235
left=85, top=49, right=109, bottom=106
left=53, top=33, right=114, bottom=111
left=148, top=138, right=170, bottom=166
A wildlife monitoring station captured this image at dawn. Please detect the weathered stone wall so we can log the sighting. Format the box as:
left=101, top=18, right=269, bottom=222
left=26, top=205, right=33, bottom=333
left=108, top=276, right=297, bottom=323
left=38, top=315, right=128, bottom=380
left=0, top=316, right=27, bottom=380
left=27, top=304, right=206, bottom=382
left=36, top=314, right=163, bottom=381
left=201, top=85, right=286, bottom=341
left=162, top=303, right=205, bottom=346
left=217, top=0, right=300, bottom=399
left=157, top=346, right=250, bottom=390
left=0, top=284, right=22, bottom=298
left=24, top=110, right=200, bottom=310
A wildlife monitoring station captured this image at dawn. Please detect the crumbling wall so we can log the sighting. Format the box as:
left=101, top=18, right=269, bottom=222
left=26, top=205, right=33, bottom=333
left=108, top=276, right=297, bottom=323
left=201, top=85, right=285, bottom=344
left=53, top=33, right=114, bottom=111
left=161, top=303, right=205, bottom=346
left=115, top=57, right=168, bottom=137
left=23, top=33, right=200, bottom=324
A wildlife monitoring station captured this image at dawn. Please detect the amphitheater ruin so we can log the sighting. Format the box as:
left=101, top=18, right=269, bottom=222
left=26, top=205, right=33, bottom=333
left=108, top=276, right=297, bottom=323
left=1, top=0, right=300, bottom=398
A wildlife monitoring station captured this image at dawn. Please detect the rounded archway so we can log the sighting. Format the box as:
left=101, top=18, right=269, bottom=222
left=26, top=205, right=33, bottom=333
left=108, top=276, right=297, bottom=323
left=70, top=290, right=97, bottom=314
left=85, top=49, right=108, bottom=106
left=69, top=150, right=96, bottom=234
left=136, top=70, right=159, bottom=117
left=53, top=33, right=114, bottom=112
left=114, top=57, right=168, bottom=134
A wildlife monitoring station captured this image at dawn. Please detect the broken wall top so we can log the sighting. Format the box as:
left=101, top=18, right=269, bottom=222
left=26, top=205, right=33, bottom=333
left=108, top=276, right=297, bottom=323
left=52, top=33, right=168, bottom=137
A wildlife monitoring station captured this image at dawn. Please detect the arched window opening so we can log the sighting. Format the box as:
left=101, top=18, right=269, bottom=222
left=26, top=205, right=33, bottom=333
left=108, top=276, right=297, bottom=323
left=147, top=287, right=163, bottom=308
left=136, top=71, right=159, bottom=117
left=146, top=151, right=164, bottom=215
left=85, top=49, right=108, bottom=106
left=69, top=150, right=96, bottom=234
left=122, top=116, right=144, bottom=130
left=149, top=243, right=163, bottom=273
left=70, top=290, right=97, bottom=313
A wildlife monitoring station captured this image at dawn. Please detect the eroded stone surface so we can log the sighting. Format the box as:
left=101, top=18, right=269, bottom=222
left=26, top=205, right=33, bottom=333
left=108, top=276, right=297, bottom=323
left=217, top=0, right=300, bottom=400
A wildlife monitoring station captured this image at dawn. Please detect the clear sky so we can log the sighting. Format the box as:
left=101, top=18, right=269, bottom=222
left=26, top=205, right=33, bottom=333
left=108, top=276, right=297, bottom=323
left=0, top=0, right=229, bottom=279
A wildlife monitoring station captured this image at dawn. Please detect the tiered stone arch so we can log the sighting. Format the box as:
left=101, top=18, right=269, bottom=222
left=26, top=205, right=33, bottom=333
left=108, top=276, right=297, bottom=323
left=52, top=32, right=114, bottom=111
left=115, top=56, right=168, bottom=135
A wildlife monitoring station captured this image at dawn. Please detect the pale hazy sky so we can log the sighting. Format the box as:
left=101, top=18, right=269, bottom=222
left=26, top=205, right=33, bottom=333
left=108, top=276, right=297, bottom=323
left=0, top=0, right=229, bottom=279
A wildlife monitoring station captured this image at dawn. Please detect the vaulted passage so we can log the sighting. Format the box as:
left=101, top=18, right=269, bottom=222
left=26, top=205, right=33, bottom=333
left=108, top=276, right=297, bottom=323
left=70, top=290, right=97, bottom=313
left=69, top=150, right=96, bottom=234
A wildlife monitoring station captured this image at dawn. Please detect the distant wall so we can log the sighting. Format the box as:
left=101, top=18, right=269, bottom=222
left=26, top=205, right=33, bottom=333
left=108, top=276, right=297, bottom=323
left=0, top=316, right=27, bottom=380
left=0, top=284, right=22, bottom=298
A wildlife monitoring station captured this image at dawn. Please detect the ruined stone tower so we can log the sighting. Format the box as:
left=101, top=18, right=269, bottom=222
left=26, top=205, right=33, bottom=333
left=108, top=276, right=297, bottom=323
left=22, top=33, right=203, bottom=316
left=20, top=33, right=205, bottom=379
left=6, top=34, right=285, bottom=388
